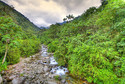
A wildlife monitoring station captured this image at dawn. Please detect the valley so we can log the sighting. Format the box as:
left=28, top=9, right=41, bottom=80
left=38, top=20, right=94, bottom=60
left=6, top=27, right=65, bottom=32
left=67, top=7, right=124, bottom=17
left=1, top=0, right=125, bottom=84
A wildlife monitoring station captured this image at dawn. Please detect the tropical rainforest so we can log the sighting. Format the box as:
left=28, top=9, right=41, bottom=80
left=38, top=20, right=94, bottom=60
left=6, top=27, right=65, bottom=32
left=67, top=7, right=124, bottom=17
left=1, top=0, right=125, bottom=84
left=0, top=1, right=41, bottom=71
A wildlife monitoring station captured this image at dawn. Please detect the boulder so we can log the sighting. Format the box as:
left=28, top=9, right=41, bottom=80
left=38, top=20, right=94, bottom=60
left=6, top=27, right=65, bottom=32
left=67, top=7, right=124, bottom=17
left=12, top=77, right=26, bottom=84
left=35, top=65, right=44, bottom=74
left=44, top=66, right=50, bottom=72
left=44, top=72, right=49, bottom=78
left=47, top=81, right=57, bottom=84
left=8, top=75, right=16, bottom=81
left=61, top=79, right=66, bottom=83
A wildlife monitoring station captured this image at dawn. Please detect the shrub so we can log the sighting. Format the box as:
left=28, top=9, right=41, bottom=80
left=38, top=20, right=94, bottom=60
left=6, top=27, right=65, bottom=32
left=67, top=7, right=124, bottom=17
left=0, top=58, right=7, bottom=72
left=7, top=47, right=21, bottom=64
left=39, top=0, right=125, bottom=83
left=19, top=39, right=40, bottom=57
left=48, top=39, right=59, bottom=52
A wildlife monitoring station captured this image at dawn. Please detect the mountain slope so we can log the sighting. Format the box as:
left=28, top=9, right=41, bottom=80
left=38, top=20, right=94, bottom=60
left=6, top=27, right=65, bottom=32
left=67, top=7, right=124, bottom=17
left=0, top=1, right=40, bottom=33
left=0, top=1, right=41, bottom=71
left=40, top=0, right=125, bottom=83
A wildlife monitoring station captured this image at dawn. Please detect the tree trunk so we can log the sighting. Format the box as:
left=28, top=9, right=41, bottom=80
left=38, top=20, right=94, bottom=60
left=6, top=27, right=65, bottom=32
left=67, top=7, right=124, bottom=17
left=2, top=43, right=8, bottom=64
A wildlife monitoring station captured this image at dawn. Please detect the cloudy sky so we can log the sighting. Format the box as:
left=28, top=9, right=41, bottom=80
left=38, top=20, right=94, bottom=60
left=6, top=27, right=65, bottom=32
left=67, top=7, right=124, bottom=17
left=2, top=0, right=101, bottom=27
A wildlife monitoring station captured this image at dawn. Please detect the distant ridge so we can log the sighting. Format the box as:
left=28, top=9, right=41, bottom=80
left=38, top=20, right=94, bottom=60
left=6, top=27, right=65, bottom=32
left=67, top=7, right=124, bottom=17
left=0, top=1, right=40, bottom=32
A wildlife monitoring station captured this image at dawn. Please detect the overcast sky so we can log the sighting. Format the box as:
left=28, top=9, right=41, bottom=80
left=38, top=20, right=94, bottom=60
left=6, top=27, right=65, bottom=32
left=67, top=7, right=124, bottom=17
left=2, top=0, right=101, bottom=27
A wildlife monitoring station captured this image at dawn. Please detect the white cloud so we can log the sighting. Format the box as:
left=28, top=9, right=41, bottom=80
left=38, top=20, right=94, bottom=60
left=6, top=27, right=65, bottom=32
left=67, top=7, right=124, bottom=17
left=2, top=0, right=101, bottom=27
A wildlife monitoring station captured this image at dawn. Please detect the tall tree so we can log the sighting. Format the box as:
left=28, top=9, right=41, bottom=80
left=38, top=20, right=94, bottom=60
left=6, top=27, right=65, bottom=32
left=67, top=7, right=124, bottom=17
left=0, top=17, right=22, bottom=64
left=63, top=18, right=67, bottom=22
left=63, top=14, right=74, bottom=22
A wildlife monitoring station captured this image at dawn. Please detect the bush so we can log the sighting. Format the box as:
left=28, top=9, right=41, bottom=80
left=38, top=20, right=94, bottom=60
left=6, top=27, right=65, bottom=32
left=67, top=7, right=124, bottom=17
left=7, top=47, right=21, bottom=64
left=39, top=0, right=125, bottom=83
left=19, top=39, right=40, bottom=57
left=0, top=16, right=41, bottom=72
left=0, top=58, right=7, bottom=72
left=48, top=39, right=59, bottom=52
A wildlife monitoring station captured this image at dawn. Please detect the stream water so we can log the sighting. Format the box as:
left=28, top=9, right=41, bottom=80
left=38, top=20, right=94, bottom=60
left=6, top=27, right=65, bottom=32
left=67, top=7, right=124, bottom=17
left=1, top=45, right=88, bottom=84
left=41, top=45, right=89, bottom=84
left=41, top=45, right=69, bottom=76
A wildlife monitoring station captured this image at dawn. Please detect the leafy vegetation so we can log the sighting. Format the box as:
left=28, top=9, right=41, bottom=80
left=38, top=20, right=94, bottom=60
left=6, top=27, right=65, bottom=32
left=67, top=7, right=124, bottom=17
left=0, top=1, right=40, bottom=33
left=40, top=0, right=125, bottom=83
left=0, top=1, right=41, bottom=72
left=1, top=0, right=125, bottom=83
left=63, top=14, right=74, bottom=22
left=0, top=16, right=40, bottom=71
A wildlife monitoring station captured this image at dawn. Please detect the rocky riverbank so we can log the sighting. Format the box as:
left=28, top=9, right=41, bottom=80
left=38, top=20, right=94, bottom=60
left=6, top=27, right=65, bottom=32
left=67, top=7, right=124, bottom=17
left=0, top=45, right=67, bottom=84
left=0, top=45, right=89, bottom=84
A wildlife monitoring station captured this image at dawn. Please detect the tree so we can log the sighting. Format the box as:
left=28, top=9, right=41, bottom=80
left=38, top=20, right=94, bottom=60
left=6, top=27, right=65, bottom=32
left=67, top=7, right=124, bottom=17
left=63, top=14, right=74, bottom=22
left=0, top=16, right=22, bottom=64
left=63, top=18, right=67, bottom=22
left=66, top=14, right=74, bottom=22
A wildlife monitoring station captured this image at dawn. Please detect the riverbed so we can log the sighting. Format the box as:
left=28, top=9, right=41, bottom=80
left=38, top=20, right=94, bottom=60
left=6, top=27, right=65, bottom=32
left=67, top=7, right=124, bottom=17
left=1, top=45, right=88, bottom=84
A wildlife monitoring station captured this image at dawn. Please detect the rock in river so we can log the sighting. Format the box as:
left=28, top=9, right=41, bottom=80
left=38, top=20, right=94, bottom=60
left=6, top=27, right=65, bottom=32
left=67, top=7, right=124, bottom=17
left=44, top=66, right=50, bottom=72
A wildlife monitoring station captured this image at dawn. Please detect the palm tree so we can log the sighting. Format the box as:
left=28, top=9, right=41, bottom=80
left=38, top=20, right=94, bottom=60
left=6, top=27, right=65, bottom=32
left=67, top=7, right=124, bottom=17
left=63, top=18, right=67, bottom=22
left=63, top=14, right=74, bottom=22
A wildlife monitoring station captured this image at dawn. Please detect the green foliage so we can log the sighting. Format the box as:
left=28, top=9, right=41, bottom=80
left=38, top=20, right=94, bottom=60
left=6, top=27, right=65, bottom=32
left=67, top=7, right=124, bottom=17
left=83, top=7, right=97, bottom=17
left=63, top=14, right=74, bottom=22
left=0, top=1, right=41, bottom=72
left=0, top=16, right=22, bottom=65
left=39, top=0, right=125, bottom=83
left=7, top=47, right=21, bottom=64
left=19, top=39, right=40, bottom=57
left=54, top=75, right=60, bottom=81
left=0, top=16, right=41, bottom=71
left=0, top=58, right=7, bottom=72
left=48, top=39, right=59, bottom=52
left=96, top=0, right=125, bottom=27
left=0, top=1, right=40, bottom=33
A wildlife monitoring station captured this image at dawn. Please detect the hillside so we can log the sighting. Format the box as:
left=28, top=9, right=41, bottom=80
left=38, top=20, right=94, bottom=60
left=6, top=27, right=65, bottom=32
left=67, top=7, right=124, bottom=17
left=0, top=1, right=40, bottom=33
left=40, top=0, right=125, bottom=83
left=0, top=1, right=41, bottom=72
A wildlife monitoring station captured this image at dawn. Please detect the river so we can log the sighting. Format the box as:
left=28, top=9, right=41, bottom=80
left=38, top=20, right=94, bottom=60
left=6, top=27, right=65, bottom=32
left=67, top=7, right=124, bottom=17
left=1, top=45, right=88, bottom=84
